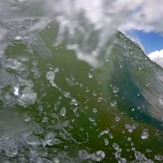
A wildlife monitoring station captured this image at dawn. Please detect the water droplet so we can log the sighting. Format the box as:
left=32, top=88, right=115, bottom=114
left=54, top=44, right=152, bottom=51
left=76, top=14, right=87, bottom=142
left=134, top=151, right=146, bottom=161
left=125, top=124, right=137, bottom=133
left=110, top=100, right=117, bottom=107
left=58, top=96, right=62, bottom=100
left=23, top=113, right=31, bottom=122
left=37, top=105, right=43, bottom=112
left=131, top=108, right=135, bottom=111
left=70, top=98, right=78, bottom=106
left=98, top=128, right=110, bottom=138
left=42, top=116, right=48, bottom=123
left=57, top=100, right=61, bottom=105
left=73, top=107, right=79, bottom=117
left=34, top=72, right=41, bottom=79
left=88, top=68, right=94, bottom=78
left=115, top=115, right=121, bottom=122
left=155, top=154, right=163, bottom=161
left=145, top=149, right=152, bottom=153
left=63, top=91, right=71, bottom=98
left=141, top=129, right=149, bottom=140
left=96, top=150, right=105, bottom=160
left=89, top=117, right=95, bottom=122
left=112, top=143, right=119, bottom=150
left=46, top=71, right=55, bottom=81
left=127, top=137, right=132, bottom=142
left=119, top=64, right=123, bottom=68
left=97, top=97, right=102, bottom=102
left=104, top=138, right=109, bottom=145
left=78, top=150, right=89, bottom=160
left=113, top=86, right=119, bottom=93
left=45, top=132, right=58, bottom=146
left=93, top=91, right=97, bottom=96
left=60, top=107, right=66, bottom=116
left=137, top=106, right=141, bottom=110
left=109, top=133, right=114, bottom=139
left=90, top=150, right=105, bottom=162
left=92, top=108, right=97, bottom=113
left=54, top=68, right=59, bottom=73
left=131, top=147, right=136, bottom=151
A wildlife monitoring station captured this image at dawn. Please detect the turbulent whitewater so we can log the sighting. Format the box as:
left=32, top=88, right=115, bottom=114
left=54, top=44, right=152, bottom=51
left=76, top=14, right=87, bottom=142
left=0, top=0, right=163, bottom=162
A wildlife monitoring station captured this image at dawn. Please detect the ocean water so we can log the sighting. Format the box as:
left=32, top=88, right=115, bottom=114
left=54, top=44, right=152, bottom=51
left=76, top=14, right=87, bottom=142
left=0, top=0, right=163, bottom=162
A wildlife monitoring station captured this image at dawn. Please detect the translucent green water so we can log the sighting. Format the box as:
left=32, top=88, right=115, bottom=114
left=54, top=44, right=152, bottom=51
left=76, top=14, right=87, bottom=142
left=0, top=21, right=162, bottom=162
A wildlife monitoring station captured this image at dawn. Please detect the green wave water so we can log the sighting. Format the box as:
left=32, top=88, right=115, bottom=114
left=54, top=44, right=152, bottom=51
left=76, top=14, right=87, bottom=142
left=0, top=1, right=163, bottom=162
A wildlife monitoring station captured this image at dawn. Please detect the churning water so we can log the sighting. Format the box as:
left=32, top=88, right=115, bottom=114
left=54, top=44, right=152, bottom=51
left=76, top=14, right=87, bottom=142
left=0, top=0, right=163, bottom=162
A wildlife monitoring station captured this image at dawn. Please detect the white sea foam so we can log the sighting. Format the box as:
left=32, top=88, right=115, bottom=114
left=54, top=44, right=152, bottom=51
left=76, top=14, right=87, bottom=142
left=0, top=0, right=163, bottom=67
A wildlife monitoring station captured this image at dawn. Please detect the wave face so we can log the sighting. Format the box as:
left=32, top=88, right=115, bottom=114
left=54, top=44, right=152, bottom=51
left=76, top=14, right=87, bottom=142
left=0, top=1, right=163, bottom=162
left=100, top=32, right=163, bottom=129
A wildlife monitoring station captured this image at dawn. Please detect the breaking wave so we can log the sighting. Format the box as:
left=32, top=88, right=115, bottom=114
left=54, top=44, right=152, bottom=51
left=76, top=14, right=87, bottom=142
left=0, top=0, right=162, bottom=162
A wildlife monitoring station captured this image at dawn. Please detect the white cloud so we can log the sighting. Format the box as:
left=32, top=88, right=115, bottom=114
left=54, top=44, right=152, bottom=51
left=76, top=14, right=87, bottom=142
left=120, top=0, right=163, bottom=33
left=148, top=50, right=163, bottom=68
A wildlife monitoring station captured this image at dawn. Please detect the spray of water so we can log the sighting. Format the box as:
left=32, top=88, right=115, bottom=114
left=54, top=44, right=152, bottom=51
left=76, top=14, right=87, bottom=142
left=0, top=0, right=163, bottom=67
left=0, top=0, right=163, bottom=162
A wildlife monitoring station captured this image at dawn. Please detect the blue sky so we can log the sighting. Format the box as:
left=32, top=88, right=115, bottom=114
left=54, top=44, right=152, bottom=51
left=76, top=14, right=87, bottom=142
left=127, top=30, right=163, bottom=54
